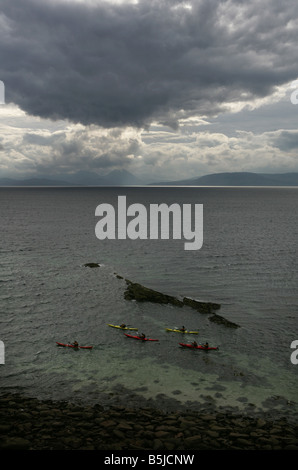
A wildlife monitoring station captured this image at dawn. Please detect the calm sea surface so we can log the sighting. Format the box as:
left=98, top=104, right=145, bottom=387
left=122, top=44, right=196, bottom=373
left=0, top=186, right=297, bottom=421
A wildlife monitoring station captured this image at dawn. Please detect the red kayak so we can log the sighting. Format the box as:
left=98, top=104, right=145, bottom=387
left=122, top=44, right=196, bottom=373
left=124, top=334, right=159, bottom=342
left=56, top=342, right=93, bottom=349
left=179, top=343, right=218, bottom=350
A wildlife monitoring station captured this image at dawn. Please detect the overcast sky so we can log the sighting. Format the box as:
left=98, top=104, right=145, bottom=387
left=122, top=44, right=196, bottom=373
left=0, top=0, right=298, bottom=182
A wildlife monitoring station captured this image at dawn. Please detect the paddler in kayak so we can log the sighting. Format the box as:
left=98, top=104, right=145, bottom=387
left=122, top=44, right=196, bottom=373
left=139, top=333, right=146, bottom=340
left=180, top=326, right=186, bottom=332
left=203, top=342, right=209, bottom=349
left=192, top=340, right=198, bottom=347
left=120, top=324, right=126, bottom=328
left=72, top=341, right=79, bottom=348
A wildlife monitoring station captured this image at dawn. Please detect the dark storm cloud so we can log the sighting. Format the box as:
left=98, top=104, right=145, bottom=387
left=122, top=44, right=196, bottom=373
left=1, top=0, right=298, bottom=128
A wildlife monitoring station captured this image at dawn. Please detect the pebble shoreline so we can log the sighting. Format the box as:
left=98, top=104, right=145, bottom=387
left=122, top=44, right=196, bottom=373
left=0, top=393, right=298, bottom=451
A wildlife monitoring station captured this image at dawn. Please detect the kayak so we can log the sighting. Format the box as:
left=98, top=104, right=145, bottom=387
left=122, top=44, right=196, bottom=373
left=179, top=343, right=218, bottom=350
left=56, top=342, right=93, bottom=350
left=108, top=324, right=138, bottom=331
left=166, top=328, right=198, bottom=334
left=124, top=333, right=159, bottom=342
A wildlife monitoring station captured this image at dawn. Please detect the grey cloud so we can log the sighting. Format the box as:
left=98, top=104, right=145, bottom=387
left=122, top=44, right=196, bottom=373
left=1, top=0, right=298, bottom=130
left=272, top=130, right=298, bottom=151
left=16, top=125, right=142, bottom=175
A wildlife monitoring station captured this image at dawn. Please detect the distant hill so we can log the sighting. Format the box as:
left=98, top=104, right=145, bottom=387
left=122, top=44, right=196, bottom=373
left=0, top=177, right=74, bottom=186
left=2, top=171, right=298, bottom=187
left=0, top=169, right=145, bottom=186
left=103, top=169, right=144, bottom=185
left=51, top=169, right=144, bottom=186
left=151, top=172, right=298, bottom=186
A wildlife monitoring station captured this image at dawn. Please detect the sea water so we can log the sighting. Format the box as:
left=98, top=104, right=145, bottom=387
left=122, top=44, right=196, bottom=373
left=0, top=186, right=297, bottom=421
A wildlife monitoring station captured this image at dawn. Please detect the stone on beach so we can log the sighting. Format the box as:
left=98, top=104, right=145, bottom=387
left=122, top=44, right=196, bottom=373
left=0, top=393, right=297, bottom=451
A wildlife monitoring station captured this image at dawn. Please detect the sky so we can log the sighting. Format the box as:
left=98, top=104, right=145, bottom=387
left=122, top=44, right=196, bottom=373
left=0, top=0, right=298, bottom=183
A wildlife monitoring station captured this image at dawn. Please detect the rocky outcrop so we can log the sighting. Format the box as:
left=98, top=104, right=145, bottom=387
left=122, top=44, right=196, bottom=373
left=209, top=313, right=240, bottom=329
left=84, top=263, right=101, bottom=268
left=123, top=278, right=239, bottom=328
left=124, top=279, right=220, bottom=312
left=182, top=296, right=221, bottom=314
left=124, top=280, right=184, bottom=308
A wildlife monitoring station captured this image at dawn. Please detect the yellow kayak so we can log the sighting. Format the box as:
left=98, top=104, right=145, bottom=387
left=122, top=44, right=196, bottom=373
left=165, top=328, right=198, bottom=334
left=108, top=324, right=138, bottom=331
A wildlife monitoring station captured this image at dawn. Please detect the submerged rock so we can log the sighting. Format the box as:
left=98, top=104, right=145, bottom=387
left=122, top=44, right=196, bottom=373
left=84, top=263, right=100, bottom=268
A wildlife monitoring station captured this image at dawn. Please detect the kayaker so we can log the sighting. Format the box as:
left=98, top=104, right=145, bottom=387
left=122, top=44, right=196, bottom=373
left=120, top=324, right=126, bottom=328
left=192, top=341, right=198, bottom=347
left=140, top=333, right=146, bottom=339
left=180, top=326, right=186, bottom=332
left=203, top=342, right=209, bottom=349
left=72, top=341, right=79, bottom=348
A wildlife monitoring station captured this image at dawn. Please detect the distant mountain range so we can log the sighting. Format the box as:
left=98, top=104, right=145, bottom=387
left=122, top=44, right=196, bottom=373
left=0, top=169, right=145, bottom=186
left=151, top=172, right=298, bottom=186
left=1, top=171, right=298, bottom=187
